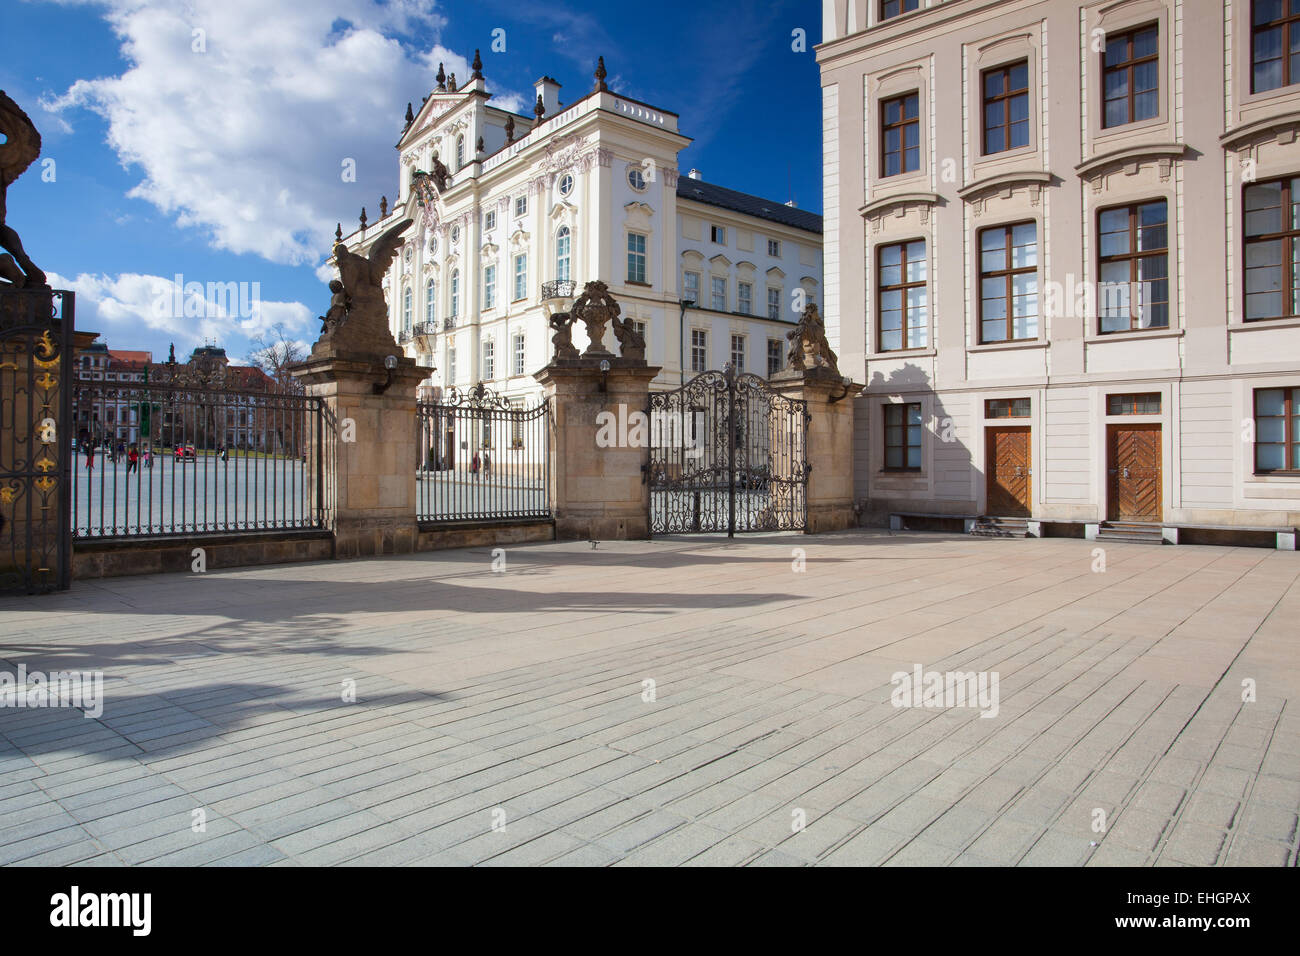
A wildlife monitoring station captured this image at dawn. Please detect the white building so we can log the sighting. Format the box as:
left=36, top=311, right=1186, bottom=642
left=339, top=56, right=822, bottom=404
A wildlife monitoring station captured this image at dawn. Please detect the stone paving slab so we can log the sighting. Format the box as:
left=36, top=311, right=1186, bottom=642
left=1, top=530, right=1297, bottom=866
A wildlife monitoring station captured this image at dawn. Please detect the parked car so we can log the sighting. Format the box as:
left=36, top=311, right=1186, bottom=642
left=174, top=444, right=196, bottom=461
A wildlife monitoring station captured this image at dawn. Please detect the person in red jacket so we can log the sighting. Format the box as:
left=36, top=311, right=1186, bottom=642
left=126, top=442, right=139, bottom=475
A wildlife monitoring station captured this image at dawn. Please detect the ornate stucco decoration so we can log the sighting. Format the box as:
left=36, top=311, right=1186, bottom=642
left=1075, top=143, right=1186, bottom=193
left=1220, top=111, right=1300, bottom=166
left=859, top=191, right=941, bottom=234
left=957, top=170, right=1052, bottom=217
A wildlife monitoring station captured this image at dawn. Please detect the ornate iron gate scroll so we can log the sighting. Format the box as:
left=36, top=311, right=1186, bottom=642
left=0, top=289, right=73, bottom=594
left=646, top=365, right=807, bottom=537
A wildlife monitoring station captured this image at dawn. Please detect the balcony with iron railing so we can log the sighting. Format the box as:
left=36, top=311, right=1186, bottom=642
left=412, top=320, right=438, bottom=350
left=541, top=279, right=576, bottom=300
left=398, top=328, right=413, bottom=345
left=444, top=314, right=458, bottom=331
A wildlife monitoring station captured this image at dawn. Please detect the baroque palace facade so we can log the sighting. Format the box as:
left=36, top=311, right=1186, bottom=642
left=818, top=0, right=1300, bottom=536
left=339, top=58, right=822, bottom=407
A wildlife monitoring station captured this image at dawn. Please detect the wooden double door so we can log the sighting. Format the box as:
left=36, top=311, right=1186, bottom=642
left=1107, top=423, right=1162, bottom=521
left=985, top=426, right=1032, bottom=517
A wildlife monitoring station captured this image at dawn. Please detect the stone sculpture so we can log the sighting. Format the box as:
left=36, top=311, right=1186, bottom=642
left=549, top=311, right=579, bottom=361
left=0, top=91, right=47, bottom=288
left=570, top=280, right=620, bottom=357
left=612, top=314, right=645, bottom=362
left=786, top=302, right=840, bottom=376
left=312, top=218, right=412, bottom=359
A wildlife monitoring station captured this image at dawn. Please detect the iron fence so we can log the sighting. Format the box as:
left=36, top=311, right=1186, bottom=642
left=416, top=383, right=549, bottom=522
left=71, top=380, right=327, bottom=538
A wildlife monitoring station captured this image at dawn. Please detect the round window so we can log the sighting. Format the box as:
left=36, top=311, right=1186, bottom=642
left=627, top=167, right=646, bottom=191
left=559, top=173, right=574, bottom=196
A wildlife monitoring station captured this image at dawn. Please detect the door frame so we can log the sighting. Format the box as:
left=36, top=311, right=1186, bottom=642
left=983, top=424, right=1032, bottom=517
left=1106, top=421, right=1163, bottom=522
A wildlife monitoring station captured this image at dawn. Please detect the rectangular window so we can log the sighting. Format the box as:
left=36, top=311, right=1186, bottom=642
left=1244, top=176, right=1300, bottom=320
left=767, top=286, right=781, bottom=319
left=515, top=196, right=527, bottom=218
left=513, top=333, right=525, bottom=376
left=711, top=225, right=726, bottom=244
left=627, top=233, right=647, bottom=284
left=711, top=276, right=727, bottom=311
left=985, top=398, right=1032, bottom=419
left=1098, top=200, right=1168, bottom=332
left=483, top=339, right=495, bottom=380
left=484, top=210, right=497, bottom=232
left=483, top=264, right=496, bottom=310
left=767, top=238, right=781, bottom=257
left=979, top=222, right=1039, bottom=342
left=878, top=239, right=928, bottom=351
left=884, top=403, right=923, bottom=471
left=1252, top=0, right=1300, bottom=93
left=684, top=271, right=700, bottom=304
left=982, top=60, right=1030, bottom=154
left=767, top=338, right=783, bottom=377
left=691, top=329, right=707, bottom=372
left=632, top=319, right=647, bottom=340
left=1106, top=392, right=1162, bottom=415
left=510, top=398, right=525, bottom=448
left=881, top=92, right=920, bottom=177
left=880, top=0, right=919, bottom=20
left=513, top=254, right=527, bottom=301
left=730, top=334, right=746, bottom=372
left=738, top=282, right=753, bottom=315
left=1254, top=387, right=1300, bottom=472
left=1103, top=25, right=1159, bottom=128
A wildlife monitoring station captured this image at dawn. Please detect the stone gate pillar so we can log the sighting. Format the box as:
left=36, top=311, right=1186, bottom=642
left=535, top=359, right=661, bottom=540
left=769, top=366, right=859, bottom=534
left=292, top=351, right=426, bottom=558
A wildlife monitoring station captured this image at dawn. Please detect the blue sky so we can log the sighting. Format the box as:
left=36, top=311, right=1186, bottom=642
left=1, top=0, right=822, bottom=366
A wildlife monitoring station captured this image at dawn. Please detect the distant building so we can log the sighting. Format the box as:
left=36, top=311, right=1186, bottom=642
left=73, top=339, right=281, bottom=450
left=339, top=56, right=823, bottom=404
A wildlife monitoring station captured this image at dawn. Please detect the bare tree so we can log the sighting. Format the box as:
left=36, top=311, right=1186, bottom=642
left=245, top=323, right=305, bottom=392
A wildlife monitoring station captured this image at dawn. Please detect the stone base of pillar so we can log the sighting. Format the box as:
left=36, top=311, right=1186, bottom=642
left=535, top=358, right=661, bottom=542
left=292, top=352, right=426, bottom=558
left=768, top=366, right=858, bottom=536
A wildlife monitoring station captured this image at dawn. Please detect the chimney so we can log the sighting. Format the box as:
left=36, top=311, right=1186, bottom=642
left=533, top=76, right=562, bottom=116
left=688, top=168, right=702, bottom=180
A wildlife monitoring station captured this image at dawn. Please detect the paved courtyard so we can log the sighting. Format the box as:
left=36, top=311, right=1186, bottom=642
left=0, top=530, right=1297, bottom=867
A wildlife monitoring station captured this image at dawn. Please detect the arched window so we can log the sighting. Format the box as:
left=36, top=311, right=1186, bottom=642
left=425, top=278, right=436, bottom=324
left=403, top=286, right=412, bottom=330
left=455, top=136, right=465, bottom=171
left=555, top=225, right=571, bottom=283
left=451, top=269, right=460, bottom=317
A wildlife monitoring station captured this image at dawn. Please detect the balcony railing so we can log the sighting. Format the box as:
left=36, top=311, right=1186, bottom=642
left=541, top=279, right=576, bottom=300
left=445, top=314, right=459, bottom=331
left=398, top=329, right=413, bottom=345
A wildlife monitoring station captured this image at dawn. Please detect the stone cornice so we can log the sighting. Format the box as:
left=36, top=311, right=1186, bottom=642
left=1074, top=142, right=1186, bottom=179
left=957, top=170, right=1053, bottom=203
left=858, top=191, right=941, bottom=220
left=1220, top=110, right=1300, bottom=151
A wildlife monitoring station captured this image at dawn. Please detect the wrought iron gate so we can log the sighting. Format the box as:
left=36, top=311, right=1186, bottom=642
left=646, top=365, right=808, bottom=536
left=0, top=289, right=74, bottom=594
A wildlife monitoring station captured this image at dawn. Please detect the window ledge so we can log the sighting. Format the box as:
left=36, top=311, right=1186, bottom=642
left=967, top=339, right=1048, bottom=353
left=625, top=281, right=653, bottom=288
left=869, top=348, right=936, bottom=360
left=1228, top=317, right=1300, bottom=333
left=1084, top=328, right=1183, bottom=345
left=1220, top=109, right=1300, bottom=149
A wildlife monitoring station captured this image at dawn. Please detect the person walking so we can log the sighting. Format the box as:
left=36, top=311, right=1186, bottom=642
left=144, top=445, right=153, bottom=469
left=84, top=441, right=94, bottom=471
left=126, top=442, right=139, bottom=476
left=470, top=452, right=480, bottom=480
left=482, top=449, right=492, bottom=481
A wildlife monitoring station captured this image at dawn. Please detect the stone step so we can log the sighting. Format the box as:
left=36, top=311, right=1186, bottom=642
left=971, top=516, right=1029, bottom=538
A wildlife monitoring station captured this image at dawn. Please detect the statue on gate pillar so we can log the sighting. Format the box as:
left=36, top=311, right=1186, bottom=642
left=0, top=91, right=48, bottom=288
left=785, top=302, right=840, bottom=377
left=312, top=218, right=412, bottom=361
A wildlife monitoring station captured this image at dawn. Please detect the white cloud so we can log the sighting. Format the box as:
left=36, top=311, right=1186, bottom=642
left=48, top=269, right=313, bottom=348
left=43, top=0, right=513, bottom=266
